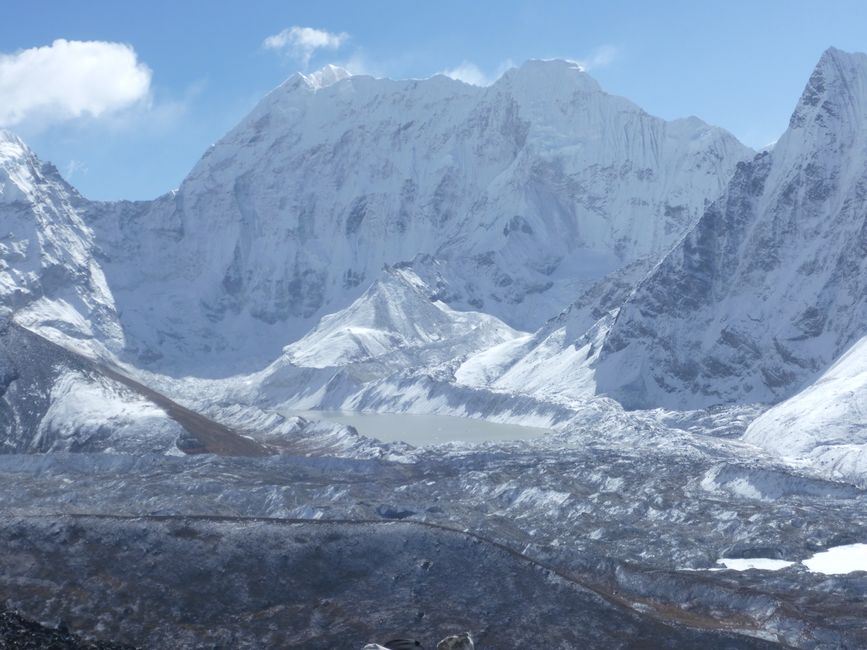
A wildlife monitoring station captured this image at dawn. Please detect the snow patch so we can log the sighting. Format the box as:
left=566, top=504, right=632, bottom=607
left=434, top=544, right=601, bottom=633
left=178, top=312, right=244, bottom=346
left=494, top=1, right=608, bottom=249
left=716, top=558, right=795, bottom=572
left=803, top=544, right=867, bottom=575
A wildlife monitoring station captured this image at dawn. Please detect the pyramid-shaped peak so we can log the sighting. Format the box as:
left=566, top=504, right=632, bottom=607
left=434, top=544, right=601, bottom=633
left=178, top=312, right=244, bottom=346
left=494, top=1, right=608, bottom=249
left=0, top=128, right=20, bottom=144
left=811, top=47, right=867, bottom=97
left=0, top=130, right=41, bottom=201
left=790, top=47, right=867, bottom=130
left=816, top=46, right=867, bottom=71
left=0, top=129, right=31, bottom=162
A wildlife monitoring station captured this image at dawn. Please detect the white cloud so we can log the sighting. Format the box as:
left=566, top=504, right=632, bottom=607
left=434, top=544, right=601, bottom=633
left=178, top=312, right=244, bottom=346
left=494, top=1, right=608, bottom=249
left=440, top=59, right=516, bottom=87
left=0, top=39, right=152, bottom=128
left=573, top=45, right=619, bottom=71
left=263, top=26, right=349, bottom=66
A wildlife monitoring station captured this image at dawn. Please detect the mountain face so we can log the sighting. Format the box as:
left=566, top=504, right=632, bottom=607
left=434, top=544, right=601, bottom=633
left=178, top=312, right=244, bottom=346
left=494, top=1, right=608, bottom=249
left=78, top=60, right=750, bottom=374
left=0, top=131, right=118, bottom=348
left=596, top=48, right=867, bottom=409
left=0, top=319, right=183, bottom=454
left=0, top=59, right=749, bottom=452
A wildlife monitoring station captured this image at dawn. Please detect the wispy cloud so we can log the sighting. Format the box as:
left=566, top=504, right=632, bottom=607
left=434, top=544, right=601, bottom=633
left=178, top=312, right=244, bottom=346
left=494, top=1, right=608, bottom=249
left=263, top=26, right=349, bottom=67
left=64, top=159, right=88, bottom=181
left=440, top=59, right=516, bottom=86
left=572, top=45, right=619, bottom=71
left=332, top=50, right=380, bottom=77
left=0, top=39, right=151, bottom=128
left=439, top=46, right=617, bottom=87
left=441, top=62, right=489, bottom=86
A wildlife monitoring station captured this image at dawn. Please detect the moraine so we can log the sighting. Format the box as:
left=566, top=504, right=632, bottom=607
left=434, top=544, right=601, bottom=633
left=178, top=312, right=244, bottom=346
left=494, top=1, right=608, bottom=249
left=287, top=410, right=550, bottom=445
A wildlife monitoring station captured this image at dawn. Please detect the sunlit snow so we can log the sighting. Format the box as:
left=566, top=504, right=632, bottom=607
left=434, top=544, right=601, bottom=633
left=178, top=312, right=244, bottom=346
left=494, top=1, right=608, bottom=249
left=803, top=544, right=867, bottom=575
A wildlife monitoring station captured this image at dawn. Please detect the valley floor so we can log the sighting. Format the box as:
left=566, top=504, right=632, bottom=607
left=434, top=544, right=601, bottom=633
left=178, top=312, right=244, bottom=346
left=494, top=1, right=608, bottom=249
left=1, top=402, right=865, bottom=648
left=3, top=324, right=867, bottom=648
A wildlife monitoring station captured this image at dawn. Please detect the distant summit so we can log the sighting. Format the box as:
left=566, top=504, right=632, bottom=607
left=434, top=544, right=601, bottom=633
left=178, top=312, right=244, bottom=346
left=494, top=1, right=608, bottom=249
left=299, top=63, right=353, bottom=90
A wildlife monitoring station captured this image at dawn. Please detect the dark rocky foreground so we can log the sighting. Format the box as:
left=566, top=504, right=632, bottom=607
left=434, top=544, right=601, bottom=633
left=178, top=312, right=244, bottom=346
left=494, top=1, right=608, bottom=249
left=0, top=610, right=131, bottom=649
left=0, top=515, right=779, bottom=649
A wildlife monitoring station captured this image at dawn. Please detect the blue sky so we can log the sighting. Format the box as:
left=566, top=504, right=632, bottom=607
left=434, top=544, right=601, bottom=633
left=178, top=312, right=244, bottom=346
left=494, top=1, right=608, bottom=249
left=2, top=0, right=866, bottom=200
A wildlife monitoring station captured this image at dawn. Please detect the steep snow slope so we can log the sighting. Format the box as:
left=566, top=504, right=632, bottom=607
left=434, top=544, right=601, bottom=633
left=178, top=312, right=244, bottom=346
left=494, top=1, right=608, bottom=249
left=454, top=257, right=652, bottom=406
left=0, top=131, right=119, bottom=350
left=85, top=60, right=750, bottom=374
left=597, top=48, right=867, bottom=409
left=745, top=335, right=867, bottom=486
left=0, top=319, right=183, bottom=454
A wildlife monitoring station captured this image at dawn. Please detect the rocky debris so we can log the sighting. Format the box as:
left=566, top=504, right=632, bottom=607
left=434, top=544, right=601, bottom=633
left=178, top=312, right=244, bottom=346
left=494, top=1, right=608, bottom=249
left=361, top=635, right=467, bottom=649
left=0, top=516, right=780, bottom=649
left=0, top=610, right=132, bottom=649
left=0, top=324, right=184, bottom=455
left=437, top=631, right=474, bottom=650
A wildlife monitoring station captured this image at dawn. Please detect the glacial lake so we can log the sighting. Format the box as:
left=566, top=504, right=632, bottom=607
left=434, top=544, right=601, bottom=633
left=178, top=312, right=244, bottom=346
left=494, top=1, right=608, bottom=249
left=290, top=410, right=551, bottom=446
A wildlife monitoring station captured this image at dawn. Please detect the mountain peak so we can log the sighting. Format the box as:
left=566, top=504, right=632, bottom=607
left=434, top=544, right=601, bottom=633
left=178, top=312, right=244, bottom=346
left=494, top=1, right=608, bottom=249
left=516, top=58, right=586, bottom=74
left=0, top=129, right=30, bottom=162
left=299, top=64, right=353, bottom=90
left=499, top=58, right=602, bottom=94
left=812, top=46, right=867, bottom=91
left=817, top=45, right=865, bottom=69
left=0, top=130, right=39, bottom=202
left=789, top=47, right=867, bottom=131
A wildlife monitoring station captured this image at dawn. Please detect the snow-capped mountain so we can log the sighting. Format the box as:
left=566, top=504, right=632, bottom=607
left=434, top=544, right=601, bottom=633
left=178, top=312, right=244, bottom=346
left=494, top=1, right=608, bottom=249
left=596, top=47, right=867, bottom=410
left=0, top=131, right=119, bottom=348
left=281, top=265, right=519, bottom=369
left=9, top=51, right=867, bottom=485
left=80, top=59, right=751, bottom=374
left=0, top=59, right=749, bottom=453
